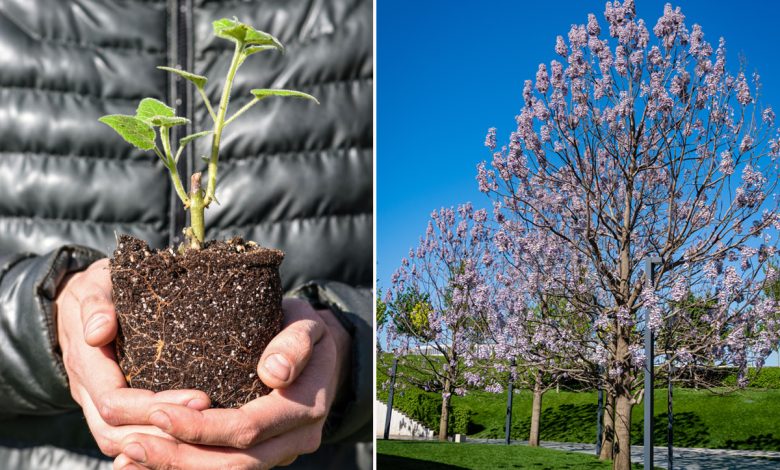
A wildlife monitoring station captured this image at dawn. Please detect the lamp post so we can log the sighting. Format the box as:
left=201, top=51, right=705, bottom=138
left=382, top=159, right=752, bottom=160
left=505, top=358, right=516, bottom=445
left=644, top=256, right=662, bottom=470
left=383, top=357, right=398, bottom=440
left=666, top=301, right=678, bottom=470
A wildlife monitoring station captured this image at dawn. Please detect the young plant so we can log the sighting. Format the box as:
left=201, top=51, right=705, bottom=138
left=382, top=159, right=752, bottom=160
left=100, top=18, right=318, bottom=250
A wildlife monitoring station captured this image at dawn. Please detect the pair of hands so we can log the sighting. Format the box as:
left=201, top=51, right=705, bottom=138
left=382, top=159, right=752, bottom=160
left=56, top=259, right=350, bottom=469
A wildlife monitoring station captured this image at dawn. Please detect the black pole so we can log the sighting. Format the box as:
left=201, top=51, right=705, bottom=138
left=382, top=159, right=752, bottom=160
left=668, top=364, right=673, bottom=470
left=596, top=384, right=603, bottom=456
left=505, top=359, right=515, bottom=445
left=644, top=257, right=662, bottom=470
left=383, top=358, right=398, bottom=440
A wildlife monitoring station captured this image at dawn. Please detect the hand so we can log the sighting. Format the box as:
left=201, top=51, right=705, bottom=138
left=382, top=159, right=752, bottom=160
left=56, top=259, right=212, bottom=457
left=112, top=298, right=352, bottom=470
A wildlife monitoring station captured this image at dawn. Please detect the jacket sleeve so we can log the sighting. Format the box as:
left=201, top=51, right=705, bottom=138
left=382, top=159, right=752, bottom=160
left=286, top=281, right=372, bottom=444
left=0, top=245, right=104, bottom=418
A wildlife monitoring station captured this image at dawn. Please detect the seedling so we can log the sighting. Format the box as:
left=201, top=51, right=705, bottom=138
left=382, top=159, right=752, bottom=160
left=100, top=18, right=318, bottom=249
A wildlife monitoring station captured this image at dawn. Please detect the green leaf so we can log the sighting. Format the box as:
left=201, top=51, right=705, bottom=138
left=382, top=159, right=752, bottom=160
left=213, top=18, right=284, bottom=51
left=243, top=45, right=278, bottom=57
left=250, top=89, right=320, bottom=104
left=149, top=116, right=190, bottom=127
left=98, top=115, right=156, bottom=151
left=157, top=66, right=207, bottom=89
left=135, top=98, right=174, bottom=124
left=180, top=130, right=213, bottom=147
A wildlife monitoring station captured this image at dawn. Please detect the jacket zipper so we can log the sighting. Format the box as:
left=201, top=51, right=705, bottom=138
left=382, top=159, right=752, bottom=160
left=168, top=0, right=194, bottom=247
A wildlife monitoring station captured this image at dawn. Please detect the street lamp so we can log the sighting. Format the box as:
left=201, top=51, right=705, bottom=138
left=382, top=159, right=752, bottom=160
left=505, top=358, right=516, bottom=445
left=644, top=256, right=662, bottom=470
left=383, top=356, right=398, bottom=440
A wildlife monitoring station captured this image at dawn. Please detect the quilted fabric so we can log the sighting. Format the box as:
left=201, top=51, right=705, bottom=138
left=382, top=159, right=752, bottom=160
left=0, top=0, right=373, bottom=291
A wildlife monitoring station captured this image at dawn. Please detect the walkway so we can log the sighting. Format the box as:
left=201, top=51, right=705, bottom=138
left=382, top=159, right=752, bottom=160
left=531, top=440, right=780, bottom=469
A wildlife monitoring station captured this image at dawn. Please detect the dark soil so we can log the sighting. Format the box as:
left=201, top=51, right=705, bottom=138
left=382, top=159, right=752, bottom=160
left=110, top=235, right=284, bottom=408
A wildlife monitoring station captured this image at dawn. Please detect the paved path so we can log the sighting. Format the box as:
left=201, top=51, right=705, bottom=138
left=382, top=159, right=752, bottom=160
left=390, top=436, right=780, bottom=468
left=494, top=439, right=780, bottom=469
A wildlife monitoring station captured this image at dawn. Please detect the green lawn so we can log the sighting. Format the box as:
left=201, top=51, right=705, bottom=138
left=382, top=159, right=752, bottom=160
left=377, top=440, right=645, bottom=469
left=456, top=388, right=780, bottom=450
left=378, top=354, right=780, bottom=451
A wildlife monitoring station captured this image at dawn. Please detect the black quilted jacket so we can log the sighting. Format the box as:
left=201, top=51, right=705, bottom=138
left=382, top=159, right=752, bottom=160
left=0, top=1, right=373, bottom=469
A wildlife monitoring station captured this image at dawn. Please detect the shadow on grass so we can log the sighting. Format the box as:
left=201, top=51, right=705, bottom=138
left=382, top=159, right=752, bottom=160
left=377, top=454, right=468, bottom=470
left=724, top=434, right=780, bottom=451
left=631, top=411, right=710, bottom=447
left=475, top=403, right=598, bottom=442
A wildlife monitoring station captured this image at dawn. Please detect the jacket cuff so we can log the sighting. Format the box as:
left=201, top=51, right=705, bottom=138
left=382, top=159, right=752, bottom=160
left=0, top=246, right=104, bottom=417
left=286, top=281, right=372, bottom=443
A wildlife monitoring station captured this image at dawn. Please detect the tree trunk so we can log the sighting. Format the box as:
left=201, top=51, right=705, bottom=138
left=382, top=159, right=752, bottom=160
left=612, top=392, right=634, bottom=470
left=599, top=392, right=615, bottom=460
left=529, top=372, right=544, bottom=446
left=438, top=380, right=451, bottom=441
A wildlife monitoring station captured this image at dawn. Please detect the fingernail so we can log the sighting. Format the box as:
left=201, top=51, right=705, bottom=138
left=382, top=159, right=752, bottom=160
left=149, top=410, right=171, bottom=431
left=122, top=442, right=146, bottom=463
left=84, top=315, right=108, bottom=338
left=186, top=397, right=210, bottom=409
left=264, top=354, right=291, bottom=381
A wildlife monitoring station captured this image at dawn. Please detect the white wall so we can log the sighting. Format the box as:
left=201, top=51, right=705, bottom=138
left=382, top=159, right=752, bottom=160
left=374, top=400, right=435, bottom=438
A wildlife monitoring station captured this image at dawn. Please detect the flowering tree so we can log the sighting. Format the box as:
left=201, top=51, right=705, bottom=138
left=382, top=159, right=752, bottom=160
left=472, top=226, right=598, bottom=447
left=385, top=203, right=496, bottom=440
left=478, top=2, right=780, bottom=468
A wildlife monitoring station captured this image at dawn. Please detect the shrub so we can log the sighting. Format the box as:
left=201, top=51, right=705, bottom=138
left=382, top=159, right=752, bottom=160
left=449, top=407, right=474, bottom=435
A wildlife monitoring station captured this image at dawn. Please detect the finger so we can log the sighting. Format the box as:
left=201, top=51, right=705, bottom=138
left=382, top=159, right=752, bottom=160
left=113, top=453, right=143, bottom=470
left=258, top=299, right=326, bottom=389
left=77, top=276, right=117, bottom=347
left=120, top=425, right=320, bottom=470
left=94, top=388, right=211, bottom=427
left=77, top=384, right=177, bottom=457
left=147, top=333, right=334, bottom=448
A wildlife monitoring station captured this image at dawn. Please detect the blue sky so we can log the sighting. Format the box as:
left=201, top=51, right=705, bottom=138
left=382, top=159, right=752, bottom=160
left=377, top=1, right=780, bottom=363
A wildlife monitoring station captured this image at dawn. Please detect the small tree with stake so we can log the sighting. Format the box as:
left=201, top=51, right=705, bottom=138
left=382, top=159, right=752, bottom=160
left=385, top=203, right=496, bottom=441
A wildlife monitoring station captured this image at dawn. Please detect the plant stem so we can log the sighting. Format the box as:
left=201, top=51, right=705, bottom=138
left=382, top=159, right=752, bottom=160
left=198, top=87, right=218, bottom=122
left=160, top=127, right=190, bottom=207
left=189, top=172, right=205, bottom=247
left=224, top=97, right=258, bottom=126
left=203, top=41, right=244, bottom=207
left=169, top=162, right=191, bottom=208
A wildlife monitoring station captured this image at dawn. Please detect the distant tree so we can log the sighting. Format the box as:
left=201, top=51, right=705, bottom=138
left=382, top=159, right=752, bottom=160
left=386, top=203, right=495, bottom=441
left=478, top=2, right=780, bottom=468
left=376, top=287, right=387, bottom=328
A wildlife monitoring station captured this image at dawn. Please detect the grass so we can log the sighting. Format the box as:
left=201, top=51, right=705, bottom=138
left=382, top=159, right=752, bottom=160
left=452, top=388, right=780, bottom=450
left=377, top=440, right=645, bottom=469
left=378, top=354, right=780, bottom=451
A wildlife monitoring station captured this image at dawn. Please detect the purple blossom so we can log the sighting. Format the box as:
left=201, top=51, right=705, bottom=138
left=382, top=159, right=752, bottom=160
left=653, top=3, right=688, bottom=49
left=568, top=24, right=588, bottom=48
left=535, top=64, right=549, bottom=94
left=484, top=127, right=497, bottom=150
left=763, top=107, right=775, bottom=125
left=647, top=46, right=663, bottom=67
left=555, top=35, right=568, bottom=56
left=740, top=135, right=754, bottom=153
left=550, top=60, right=565, bottom=89
left=719, top=150, right=734, bottom=175
left=736, top=73, right=752, bottom=105
left=587, top=13, right=601, bottom=36
left=615, top=45, right=627, bottom=75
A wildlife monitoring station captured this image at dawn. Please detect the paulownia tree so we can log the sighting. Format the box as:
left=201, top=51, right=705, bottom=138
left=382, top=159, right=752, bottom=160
left=385, top=203, right=496, bottom=440
left=471, top=227, right=598, bottom=447
left=478, top=2, right=780, bottom=468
